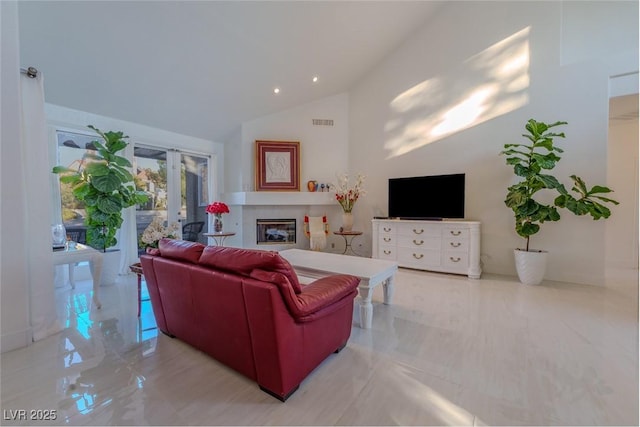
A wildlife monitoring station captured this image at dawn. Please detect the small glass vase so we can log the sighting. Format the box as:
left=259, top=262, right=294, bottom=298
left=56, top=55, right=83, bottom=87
left=341, top=212, right=353, bottom=231
left=52, top=224, right=67, bottom=247
left=213, top=214, right=223, bottom=233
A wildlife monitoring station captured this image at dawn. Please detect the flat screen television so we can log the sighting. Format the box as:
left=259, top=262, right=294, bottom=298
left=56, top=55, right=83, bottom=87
left=388, top=173, right=465, bottom=219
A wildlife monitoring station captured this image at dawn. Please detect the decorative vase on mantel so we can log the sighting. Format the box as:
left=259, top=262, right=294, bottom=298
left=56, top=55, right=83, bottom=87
left=214, top=214, right=223, bottom=233
left=341, top=212, right=353, bottom=231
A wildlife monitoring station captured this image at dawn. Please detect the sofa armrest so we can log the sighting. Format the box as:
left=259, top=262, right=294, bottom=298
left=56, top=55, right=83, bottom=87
left=248, top=269, right=359, bottom=319
left=296, top=275, right=360, bottom=316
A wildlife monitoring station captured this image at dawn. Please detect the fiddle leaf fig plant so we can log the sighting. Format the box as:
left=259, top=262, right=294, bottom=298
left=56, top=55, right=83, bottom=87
left=53, top=125, right=149, bottom=252
left=501, top=119, right=618, bottom=251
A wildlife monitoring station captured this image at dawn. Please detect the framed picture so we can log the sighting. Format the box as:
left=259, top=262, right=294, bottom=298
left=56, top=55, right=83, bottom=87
left=255, top=140, right=300, bottom=191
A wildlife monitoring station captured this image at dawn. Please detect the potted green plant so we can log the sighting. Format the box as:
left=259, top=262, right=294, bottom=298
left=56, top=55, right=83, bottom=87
left=501, top=119, right=618, bottom=285
left=53, top=125, right=148, bottom=283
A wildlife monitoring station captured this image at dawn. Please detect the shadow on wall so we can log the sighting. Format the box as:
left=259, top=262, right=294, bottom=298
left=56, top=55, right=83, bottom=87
left=385, top=26, right=532, bottom=158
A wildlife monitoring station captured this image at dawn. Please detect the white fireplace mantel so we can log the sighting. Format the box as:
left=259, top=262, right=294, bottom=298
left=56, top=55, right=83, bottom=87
left=222, top=191, right=335, bottom=206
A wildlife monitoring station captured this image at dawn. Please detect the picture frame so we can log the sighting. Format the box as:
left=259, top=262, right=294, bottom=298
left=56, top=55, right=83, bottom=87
left=255, top=140, right=300, bottom=191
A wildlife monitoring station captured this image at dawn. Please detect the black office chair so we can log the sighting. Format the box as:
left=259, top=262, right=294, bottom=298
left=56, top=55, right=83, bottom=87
left=65, top=227, right=87, bottom=244
left=182, top=221, right=204, bottom=242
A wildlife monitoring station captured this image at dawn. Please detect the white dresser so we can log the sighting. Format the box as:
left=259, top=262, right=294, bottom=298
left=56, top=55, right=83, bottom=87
left=372, top=219, right=481, bottom=279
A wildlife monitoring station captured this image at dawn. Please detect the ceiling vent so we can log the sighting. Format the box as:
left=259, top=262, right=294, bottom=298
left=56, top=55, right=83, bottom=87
left=312, top=119, right=334, bottom=126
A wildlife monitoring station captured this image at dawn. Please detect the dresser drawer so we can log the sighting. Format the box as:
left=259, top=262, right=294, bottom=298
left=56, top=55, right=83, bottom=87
left=442, top=252, right=469, bottom=269
left=379, top=235, right=396, bottom=246
left=442, top=227, right=469, bottom=239
left=397, top=223, right=440, bottom=237
left=442, top=238, right=469, bottom=253
left=397, top=247, right=441, bottom=267
left=378, top=245, right=396, bottom=260
left=398, top=235, right=441, bottom=250
left=379, top=223, right=397, bottom=234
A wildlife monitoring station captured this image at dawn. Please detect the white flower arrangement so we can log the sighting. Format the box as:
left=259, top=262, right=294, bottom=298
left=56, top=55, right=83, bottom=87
left=140, top=217, right=180, bottom=248
left=330, top=173, right=366, bottom=213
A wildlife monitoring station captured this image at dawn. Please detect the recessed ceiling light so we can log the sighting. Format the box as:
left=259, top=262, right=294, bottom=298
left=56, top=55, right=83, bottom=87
left=273, top=87, right=280, bottom=94
left=312, top=76, right=319, bottom=83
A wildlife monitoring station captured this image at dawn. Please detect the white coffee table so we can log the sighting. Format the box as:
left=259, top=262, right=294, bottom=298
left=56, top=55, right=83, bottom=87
left=279, top=249, right=398, bottom=329
left=53, top=244, right=103, bottom=309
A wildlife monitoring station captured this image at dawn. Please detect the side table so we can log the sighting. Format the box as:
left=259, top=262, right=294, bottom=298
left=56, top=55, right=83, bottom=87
left=53, top=244, right=103, bottom=309
left=333, top=231, right=363, bottom=256
left=204, top=232, right=236, bottom=247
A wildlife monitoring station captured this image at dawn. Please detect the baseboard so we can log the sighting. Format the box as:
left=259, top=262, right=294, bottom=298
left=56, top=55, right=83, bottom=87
left=1, top=327, right=32, bottom=353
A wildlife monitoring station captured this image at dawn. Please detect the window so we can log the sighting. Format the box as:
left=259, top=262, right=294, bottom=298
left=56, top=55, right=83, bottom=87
left=55, top=130, right=100, bottom=239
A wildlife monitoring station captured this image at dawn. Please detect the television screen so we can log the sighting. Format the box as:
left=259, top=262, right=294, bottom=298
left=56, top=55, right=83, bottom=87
left=388, top=173, right=465, bottom=219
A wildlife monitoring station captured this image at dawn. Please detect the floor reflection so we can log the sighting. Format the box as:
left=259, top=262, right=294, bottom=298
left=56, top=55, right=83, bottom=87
left=1, top=269, right=637, bottom=426
left=52, top=276, right=159, bottom=423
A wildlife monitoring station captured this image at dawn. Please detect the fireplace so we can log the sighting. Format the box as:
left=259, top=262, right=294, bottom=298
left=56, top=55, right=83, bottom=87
left=256, top=219, right=296, bottom=245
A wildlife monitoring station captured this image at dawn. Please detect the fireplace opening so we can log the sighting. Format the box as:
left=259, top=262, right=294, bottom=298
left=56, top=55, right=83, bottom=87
left=257, top=219, right=296, bottom=245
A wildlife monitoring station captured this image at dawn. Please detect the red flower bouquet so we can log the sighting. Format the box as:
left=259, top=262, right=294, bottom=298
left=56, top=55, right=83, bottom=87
left=205, top=201, right=230, bottom=215
left=206, top=201, right=230, bottom=233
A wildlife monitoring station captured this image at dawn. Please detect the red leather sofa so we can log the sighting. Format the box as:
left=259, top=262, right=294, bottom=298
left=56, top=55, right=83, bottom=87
left=140, top=238, right=360, bottom=401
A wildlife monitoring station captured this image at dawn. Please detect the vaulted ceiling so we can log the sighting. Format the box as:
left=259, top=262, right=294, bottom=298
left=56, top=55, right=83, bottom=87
left=18, top=1, right=443, bottom=142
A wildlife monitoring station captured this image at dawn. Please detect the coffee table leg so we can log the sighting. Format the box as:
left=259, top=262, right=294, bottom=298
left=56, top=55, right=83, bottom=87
left=358, top=281, right=373, bottom=329
left=383, top=275, right=395, bottom=305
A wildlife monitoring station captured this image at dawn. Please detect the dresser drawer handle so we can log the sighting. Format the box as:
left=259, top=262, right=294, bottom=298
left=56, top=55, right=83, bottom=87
left=383, top=237, right=391, bottom=242
left=450, top=242, right=461, bottom=248
left=383, top=227, right=392, bottom=232
left=450, top=230, right=462, bottom=236
left=413, top=228, right=424, bottom=234
left=413, top=239, right=424, bottom=245
left=413, top=253, right=424, bottom=259
left=383, top=250, right=391, bottom=255
left=450, top=256, right=461, bottom=262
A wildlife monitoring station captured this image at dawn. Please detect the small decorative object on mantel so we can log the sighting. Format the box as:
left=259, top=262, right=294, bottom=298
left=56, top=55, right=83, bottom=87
left=307, top=180, right=317, bottom=192
left=139, top=217, right=180, bottom=249
left=206, top=201, right=230, bottom=233
left=331, top=173, right=365, bottom=231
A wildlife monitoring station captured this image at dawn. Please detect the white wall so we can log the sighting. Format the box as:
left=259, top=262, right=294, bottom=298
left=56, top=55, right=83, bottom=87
left=224, top=93, right=351, bottom=250
left=606, top=95, right=639, bottom=269
left=561, top=1, right=639, bottom=69
left=237, top=92, right=350, bottom=192
left=1, top=1, right=32, bottom=352
left=348, top=1, right=638, bottom=285
left=224, top=127, right=242, bottom=192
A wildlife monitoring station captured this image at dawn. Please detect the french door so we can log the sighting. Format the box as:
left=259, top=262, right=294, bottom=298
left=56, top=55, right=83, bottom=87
left=133, top=146, right=211, bottom=249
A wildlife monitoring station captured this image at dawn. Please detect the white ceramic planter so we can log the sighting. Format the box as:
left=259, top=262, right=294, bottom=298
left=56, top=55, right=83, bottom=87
left=514, top=249, right=547, bottom=285
left=98, top=249, right=120, bottom=285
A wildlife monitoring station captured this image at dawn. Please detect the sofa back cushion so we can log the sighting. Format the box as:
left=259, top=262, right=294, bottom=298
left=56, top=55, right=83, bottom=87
left=158, top=238, right=205, bottom=264
left=199, top=246, right=302, bottom=294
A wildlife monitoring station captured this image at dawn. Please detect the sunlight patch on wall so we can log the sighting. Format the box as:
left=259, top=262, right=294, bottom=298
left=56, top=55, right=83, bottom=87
left=385, top=27, right=531, bottom=158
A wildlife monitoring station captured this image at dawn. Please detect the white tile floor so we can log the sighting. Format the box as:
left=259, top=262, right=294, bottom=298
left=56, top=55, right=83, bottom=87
left=1, top=267, right=638, bottom=425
